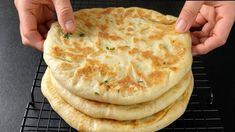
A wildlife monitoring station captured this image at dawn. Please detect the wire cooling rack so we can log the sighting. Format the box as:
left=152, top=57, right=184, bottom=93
left=20, top=55, right=224, bottom=132
left=20, top=0, right=224, bottom=131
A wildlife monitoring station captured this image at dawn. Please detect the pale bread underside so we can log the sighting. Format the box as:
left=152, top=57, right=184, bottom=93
left=41, top=68, right=193, bottom=132
left=47, top=68, right=192, bottom=120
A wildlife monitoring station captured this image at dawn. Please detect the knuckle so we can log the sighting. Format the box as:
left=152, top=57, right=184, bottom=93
left=59, top=6, right=72, bottom=17
left=21, top=35, right=30, bottom=46
left=22, top=31, right=31, bottom=39
left=22, top=39, right=29, bottom=46
left=183, top=8, right=198, bottom=17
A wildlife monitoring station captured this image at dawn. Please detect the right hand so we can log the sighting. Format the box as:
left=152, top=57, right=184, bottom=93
left=176, top=1, right=235, bottom=55
left=14, top=0, right=76, bottom=51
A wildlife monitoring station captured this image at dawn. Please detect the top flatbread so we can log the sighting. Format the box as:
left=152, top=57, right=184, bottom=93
left=44, top=7, right=192, bottom=105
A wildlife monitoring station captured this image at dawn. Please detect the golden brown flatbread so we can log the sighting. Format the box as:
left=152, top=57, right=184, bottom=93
left=47, top=68, right=192, bottom=120
left=41, top=68, right=194, bottom=132
left=43, top=7, right=192, bottom=105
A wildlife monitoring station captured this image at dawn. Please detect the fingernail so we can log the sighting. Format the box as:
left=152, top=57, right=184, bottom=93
left=176, top=19, right=187, bottom=32
left=65, top=20, right=75, bottom=32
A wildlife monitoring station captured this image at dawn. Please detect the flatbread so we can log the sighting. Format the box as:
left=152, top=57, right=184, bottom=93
left=41, top=68, right=193, bottom=132
left=44, top=7, right=192, bottom=105
left=47, top=68, right=192, bottom=120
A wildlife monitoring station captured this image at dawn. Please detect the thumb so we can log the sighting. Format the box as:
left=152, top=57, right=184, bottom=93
left=52, top=0, right=75, bottom=32
left=176, top=1, right=204, bottom=33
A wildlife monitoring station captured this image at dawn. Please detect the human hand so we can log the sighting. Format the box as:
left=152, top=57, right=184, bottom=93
left=15, top=0, right=76, bottom=51
left=176, top=1, right=235, bottom=55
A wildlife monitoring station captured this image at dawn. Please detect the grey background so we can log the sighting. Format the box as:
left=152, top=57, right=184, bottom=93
left=0, top=0, right=41, bottom=131
left=0, top=0, right=234, bottom=132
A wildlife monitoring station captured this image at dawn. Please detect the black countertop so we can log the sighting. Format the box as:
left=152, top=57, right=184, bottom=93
left=0, top=0, right=234, bottom=132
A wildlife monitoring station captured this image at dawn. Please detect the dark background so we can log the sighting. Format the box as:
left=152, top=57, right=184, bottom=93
left=0, top=0, right=234, bottom=131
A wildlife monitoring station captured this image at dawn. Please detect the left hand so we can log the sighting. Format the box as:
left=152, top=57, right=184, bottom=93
left=14, top=0, right=75, bottom=51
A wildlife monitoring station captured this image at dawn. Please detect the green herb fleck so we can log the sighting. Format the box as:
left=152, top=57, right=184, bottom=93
left=95, top=92, right=100, bottom=95
left=63, top=32, right=72, bottom=39
left=79, top=32, right=85, bottom=37
left=100, top=80, right=108, bottom=85
left=137, top=80, right=144, bottom=83
left=109, top=47, right=115, bottom=50
left=106, top=47, right=115, bottom=51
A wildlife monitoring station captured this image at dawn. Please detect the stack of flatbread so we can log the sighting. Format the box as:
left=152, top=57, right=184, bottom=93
left=42, top=7, right=193, bottom=132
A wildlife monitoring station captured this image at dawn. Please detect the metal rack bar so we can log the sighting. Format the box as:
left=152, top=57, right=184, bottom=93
left=30, top=54, right=44, bottom=106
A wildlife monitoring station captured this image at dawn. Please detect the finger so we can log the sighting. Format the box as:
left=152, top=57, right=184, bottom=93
left=176, top=1, right=204, bottom=32
left=199, top=5, right=216, bottom=37
left=200, top=37, right=207, bottom=43
left=44, top=7, right=56, bottom=22
left=40, top=0, right=55, bottom=11
left=20, top=24, right=44, bottom=51
left=38, top=25, right=49, bottom=39
left=192, top=13, right=207, bottom=27
left=52, top=0, right=75, bottom=32
left=19, top=11, right=44, bottom=51
left=191, top=33, right=200, bottom=45
left=191, top=6, right=216, bottom=38
left=192, top=16, right=234, bottom=55
left=20, top=24, right=30, bottom=45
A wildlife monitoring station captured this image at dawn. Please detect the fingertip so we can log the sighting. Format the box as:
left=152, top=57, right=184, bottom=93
left=192, top=44, right=210, bottom=55
left=175, top=19, right=188, bottom=33
left=52, top=0, right=75, bottom=33
left=191, top=46, right=200, bottom=56
left=36, top=40, right=44, bottom=52
left=65, top=20, right=76, bottom=32
left=24, top=31, right=45, bottom=52
left=177, top=1, right=203, bottom=33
